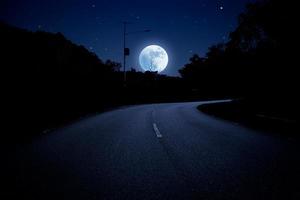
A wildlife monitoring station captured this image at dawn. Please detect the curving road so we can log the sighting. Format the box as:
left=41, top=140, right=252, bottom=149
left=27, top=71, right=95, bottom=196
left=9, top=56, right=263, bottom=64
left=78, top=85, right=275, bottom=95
left=15, top=101, right=300, bottom=199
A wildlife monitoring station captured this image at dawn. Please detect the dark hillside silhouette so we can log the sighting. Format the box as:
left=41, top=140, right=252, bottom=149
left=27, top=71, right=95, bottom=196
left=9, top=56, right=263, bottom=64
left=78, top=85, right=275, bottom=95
left=1, top=22, right=122, bottom=140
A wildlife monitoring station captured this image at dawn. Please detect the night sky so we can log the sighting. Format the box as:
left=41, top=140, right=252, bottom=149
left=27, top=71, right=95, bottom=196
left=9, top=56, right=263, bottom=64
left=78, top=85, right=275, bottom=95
left=0, top=0, right=254, bottom=76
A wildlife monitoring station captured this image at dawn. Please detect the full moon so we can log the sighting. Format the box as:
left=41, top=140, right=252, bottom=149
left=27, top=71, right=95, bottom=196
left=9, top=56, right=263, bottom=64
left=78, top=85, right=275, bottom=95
left=139, top=45, right=168, bottom=73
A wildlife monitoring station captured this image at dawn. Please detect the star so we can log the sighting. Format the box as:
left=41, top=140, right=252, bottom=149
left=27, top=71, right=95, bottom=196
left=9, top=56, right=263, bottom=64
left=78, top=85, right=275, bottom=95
left=91, top=4, right=96, bottom=8
left=219, top=6, right=224, bottom=10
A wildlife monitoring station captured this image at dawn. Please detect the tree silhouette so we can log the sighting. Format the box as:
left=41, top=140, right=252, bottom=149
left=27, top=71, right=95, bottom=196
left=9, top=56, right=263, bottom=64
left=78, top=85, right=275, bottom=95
left=179, top=0, right=297, bottom=118
left=1, top=21, right=125, bottom=139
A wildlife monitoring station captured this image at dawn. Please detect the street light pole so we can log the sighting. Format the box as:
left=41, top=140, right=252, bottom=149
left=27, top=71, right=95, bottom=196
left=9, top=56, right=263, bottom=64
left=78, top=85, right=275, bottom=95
left=122, top=22, right=151, bottom=86
left=123, top=22, right=127, bottom=86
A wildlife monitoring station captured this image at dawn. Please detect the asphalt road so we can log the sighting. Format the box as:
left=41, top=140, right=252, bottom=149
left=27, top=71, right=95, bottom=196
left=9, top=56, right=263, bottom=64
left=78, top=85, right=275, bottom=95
left=14, top=101, right=300, bottom=199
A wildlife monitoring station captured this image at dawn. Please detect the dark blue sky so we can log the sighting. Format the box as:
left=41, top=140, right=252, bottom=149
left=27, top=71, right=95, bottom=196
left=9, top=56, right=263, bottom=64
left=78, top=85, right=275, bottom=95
left=0, top=0, right=254, bottom=76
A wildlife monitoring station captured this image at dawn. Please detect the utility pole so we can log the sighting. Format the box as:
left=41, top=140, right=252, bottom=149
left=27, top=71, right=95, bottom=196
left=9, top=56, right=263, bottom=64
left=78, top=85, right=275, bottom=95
left=123, top=22, right=127, bottom=86
left=122, top=22, right=151, bottom=86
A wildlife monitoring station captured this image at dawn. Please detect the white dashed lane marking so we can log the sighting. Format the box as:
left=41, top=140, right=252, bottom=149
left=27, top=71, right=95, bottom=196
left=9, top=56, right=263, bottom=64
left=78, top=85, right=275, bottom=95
left=153, top=123, right=162, bottom=138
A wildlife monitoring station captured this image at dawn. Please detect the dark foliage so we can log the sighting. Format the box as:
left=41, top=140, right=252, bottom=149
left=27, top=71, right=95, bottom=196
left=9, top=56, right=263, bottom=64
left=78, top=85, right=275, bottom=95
left=1, top=22, right=121, bottom=140
left=179, top=0, right=298, bottom=118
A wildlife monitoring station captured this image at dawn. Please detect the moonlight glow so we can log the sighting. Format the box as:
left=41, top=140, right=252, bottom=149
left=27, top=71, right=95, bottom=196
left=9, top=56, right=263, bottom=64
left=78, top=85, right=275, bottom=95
left=139, top=45, right=168, bottom=73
